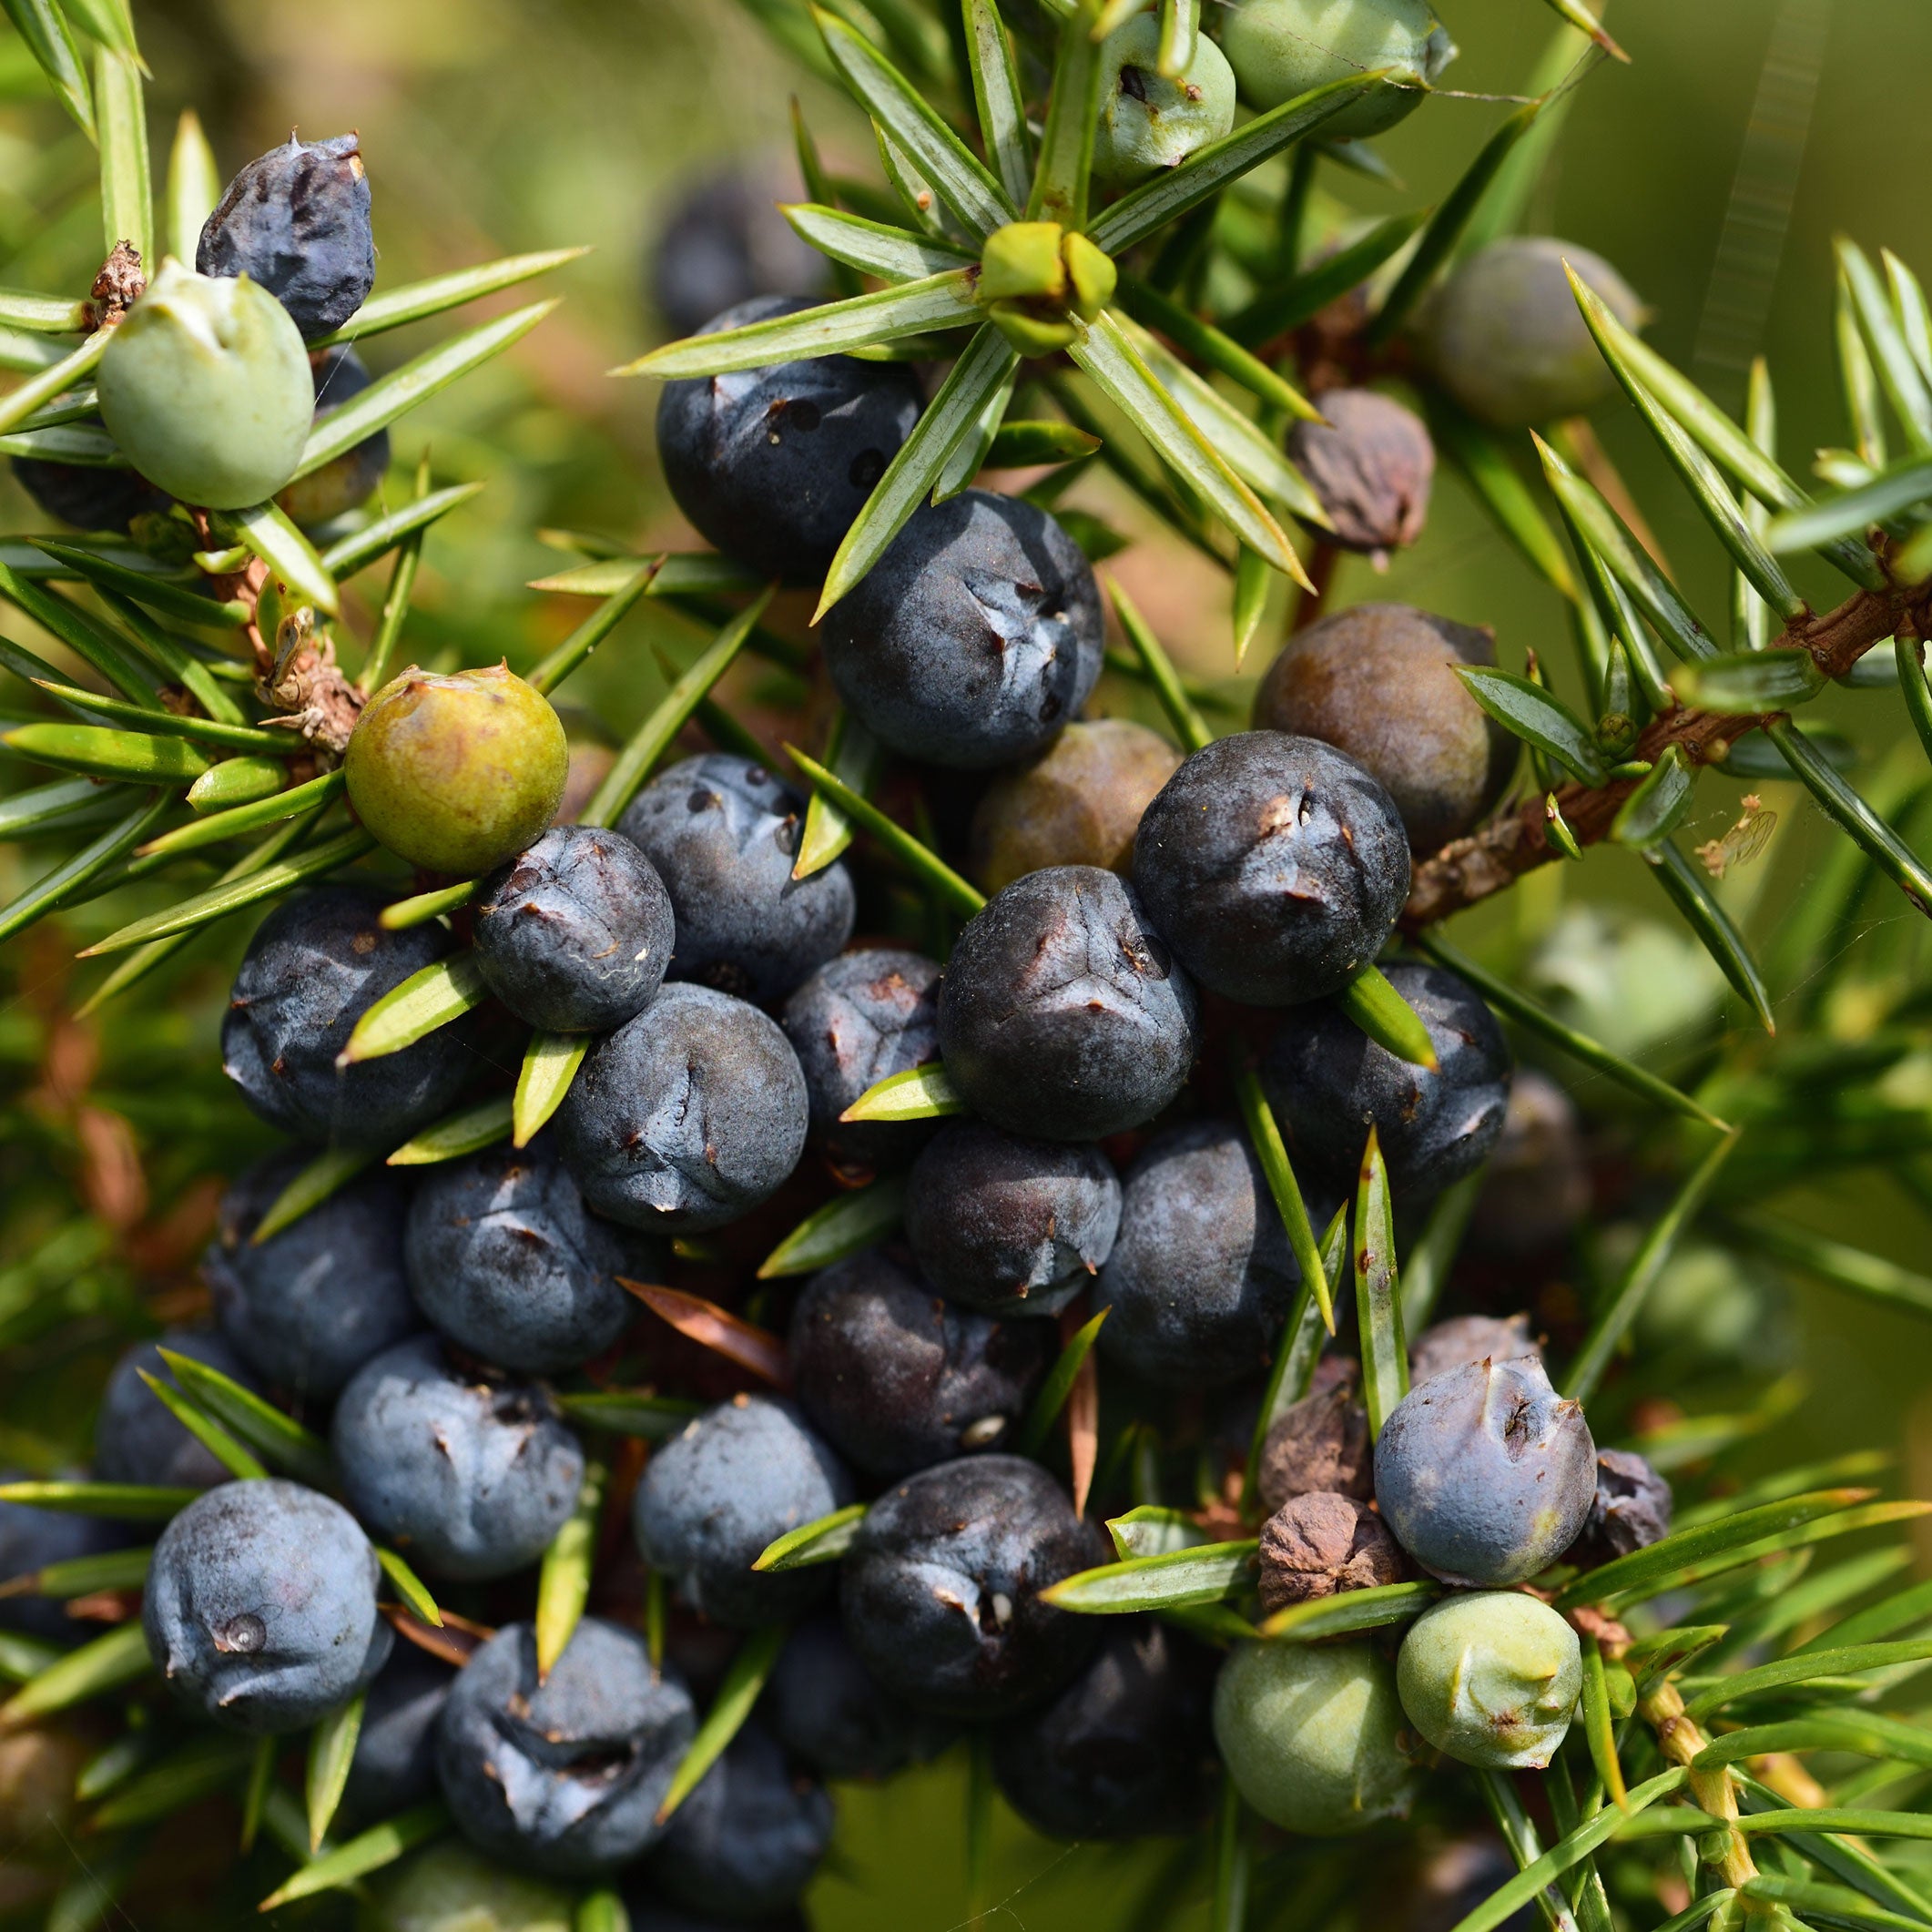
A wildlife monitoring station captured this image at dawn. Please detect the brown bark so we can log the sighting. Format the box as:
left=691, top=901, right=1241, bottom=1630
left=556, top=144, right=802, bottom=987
left=1401, top=579, right=1929, bottom=930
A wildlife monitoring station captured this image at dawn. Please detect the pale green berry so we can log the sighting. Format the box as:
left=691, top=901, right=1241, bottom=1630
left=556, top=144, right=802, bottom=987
left=1397, top=1591, right=1583, bottom=1770
left=1219, top=0, right=1456, bottom=140
left=1213, top=1639, right=1420, bottom=1835
left=345, top=663, right=569, bottom=876
left=1093, top=17, right=1236, bottom=187
left=1421, top=238, right=1644, bottom=428
left=357, top=1842, right=574, bottom=1932
left=97, top=258, right=313, bottom=509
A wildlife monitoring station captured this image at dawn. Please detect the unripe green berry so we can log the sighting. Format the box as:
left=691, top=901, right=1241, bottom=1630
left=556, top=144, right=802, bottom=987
left=1213, top=1639, right=1420, bottom=1835
left=97, top=259, right=313, bottom=509
left=358, top=1842, right=574, bottom=1932
left=1421, top=238, right=1644, bottom=429
left=1396, top=1591, right=1582, bottom=1770
left=346, top=664, right=568, bottom=876
left=1093, top=17, right=1236, bottom=187
left=1219, top=0, right=1456, bottom=140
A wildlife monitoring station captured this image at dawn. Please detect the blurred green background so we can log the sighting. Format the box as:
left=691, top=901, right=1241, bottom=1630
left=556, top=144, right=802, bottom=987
left=5, top=0, right=1932, bottom=1925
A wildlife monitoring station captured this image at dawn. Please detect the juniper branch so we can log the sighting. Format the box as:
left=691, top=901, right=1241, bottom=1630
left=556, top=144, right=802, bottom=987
left=1402, top=574, right=1930, bottom=929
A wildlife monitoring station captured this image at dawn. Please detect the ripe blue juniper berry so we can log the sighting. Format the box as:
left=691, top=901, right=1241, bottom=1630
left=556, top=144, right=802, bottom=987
left=471, top=823, right=675, bottom=1033
left=820, top=490, right=1105, bottom=770
left=96, top=1327, right=264, bottom=1489
left=341, top=1643, right=453, bottom=1824
left=0, top=1481, right=128, bottom=1642
left=1468, top=1070, right=1593, bottom=1257
left=10, top=452, right=168, bottom=532
left=1375, top=1354, right=1597, bottom=1586
left=903, top=1120, right=1122, bottom=1317
left=938, top=865, right=1201, bottom=1141
left=144, top=1480, right=392, bottom=1734
left=197, top=133, right=375, bottom=339
left=617, top=754, right=853, bottom=1003
left=436, top=1618, right=696, bottom=1876
left=839, top=1455, right=1104, bottom=1720
left=645, top=1721, right=835, bottom=1921
left=1133, top=732, right=1413, bottom=1007
left=648, top=170, right=827, bottom=337
left=763, top=1613, right=956, bottom=1782
left=633, top=1395, right=853, bottom=1627
left=330, top=1335, right=585, bottom=1581
left=1263, top=961, right=1514, bottom=1203
left=203, top=1153, right=418, bottom=1403
left=657, top=296, right=922, bottom=583
left=787, top=1247, right=1051, bottom=1478
left=991, top=1620, right=1220, bottom=1840
left=556, top=981, right=808, bottom=1230
left=1096, top=1120, right=1303, bottom=1388
left=221, top=885, right=474, bottom=1149
left=404, top=1136, right=660, bottom=1375
left=779, top=946, right=943, bottom=1177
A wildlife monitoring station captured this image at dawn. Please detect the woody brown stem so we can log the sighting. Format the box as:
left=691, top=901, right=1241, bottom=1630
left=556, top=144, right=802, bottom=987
left=1402, top=578, right=1931, bottom=930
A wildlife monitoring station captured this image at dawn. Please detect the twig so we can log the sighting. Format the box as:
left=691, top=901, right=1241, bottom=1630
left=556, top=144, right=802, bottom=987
left=1404, top=577, right=1927, bottom=928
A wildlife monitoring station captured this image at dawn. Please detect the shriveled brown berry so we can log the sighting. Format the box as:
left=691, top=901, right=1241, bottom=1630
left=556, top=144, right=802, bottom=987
left=1258, top=1493, right=1406, bottom=1612
left=1309, top=1354, right=1357, bottom=1398
left=1287, top=389, right=1434, bottom=558
left=1253, top=602, right=1515, bottom=857
left=1257, top=1381, right=1373, bottom=1513
left=1565, top=1448, right=1673, bottom=1570
left=1408, top=1313, right=1539, bottom=1389
left=969, top=718, right=1181, bottom=893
